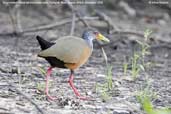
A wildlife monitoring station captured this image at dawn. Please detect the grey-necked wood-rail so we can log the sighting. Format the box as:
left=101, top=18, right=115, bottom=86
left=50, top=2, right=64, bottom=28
left=36, top=29, right=110, bottom=100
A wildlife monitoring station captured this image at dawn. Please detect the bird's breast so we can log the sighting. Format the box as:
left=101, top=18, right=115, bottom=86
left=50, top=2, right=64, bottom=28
left=64, top=46, right=92, bottom=70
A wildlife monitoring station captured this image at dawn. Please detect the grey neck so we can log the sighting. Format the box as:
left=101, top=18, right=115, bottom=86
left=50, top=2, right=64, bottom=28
left=82, top=32, right=94, bottom=51
left=85, top=38, right=93, bottom=50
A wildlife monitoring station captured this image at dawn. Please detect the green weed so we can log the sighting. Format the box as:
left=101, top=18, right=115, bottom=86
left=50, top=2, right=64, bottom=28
left=36, top=82, right=46, bottom=92
left=131, top=53, right=141, bottom=79
left=95, top=47, right=114, bottom=101
left=96, top=65, right=113, bottom=102
left=127, top=29, right=152, bottom=80
left=136, top=81, right=171, bottom=114
left=106, top=65, right=113, bottom=91
left=37, top=67, right=46, bottom=75
left=37, top=67, right=52, bottom=95
left=123, top=63, right=128, bottom=76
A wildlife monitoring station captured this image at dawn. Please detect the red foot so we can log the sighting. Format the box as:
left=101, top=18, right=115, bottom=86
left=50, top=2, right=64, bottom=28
left=44, top=67, right=92, bottom=101
left=45, top=67, right=57, bottom=101
left=68, top=72, right=91, bottom=100
left=77, top=96, right=90, bottom=100
left=45, top=92, right=57, bottom=101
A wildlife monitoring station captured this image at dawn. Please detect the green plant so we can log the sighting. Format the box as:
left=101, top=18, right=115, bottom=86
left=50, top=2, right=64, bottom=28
left=123, top=63, right=128, bottom=76
left=128, top=29, right=152, bottom=80
left=96, top=83, right=111, bottom=101
left=16, top=66, right=28, bottom=89
left=37, top=67, right=52, bottom=92
left=136, top=79, right=171, bottom=114
left=106, top=65, right=113, bottom=91
left=131, top=53, right=141, bottom=79
left=94, top=47, right=114, bottom=101
left=37, top=67, right=46, bottom=76
left=96, top=65, right=113, bottom=102
left=36, top=82, right=46, bottom=92
left=136, top=79, right=156, bottom=110
left=137, top=87, right=171, bottom=114
left=138, top=29, right=152, bottom=66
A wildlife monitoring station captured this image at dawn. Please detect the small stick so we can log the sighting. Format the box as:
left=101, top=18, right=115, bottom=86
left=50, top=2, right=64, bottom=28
left=70, top=13, right=76, bottom=35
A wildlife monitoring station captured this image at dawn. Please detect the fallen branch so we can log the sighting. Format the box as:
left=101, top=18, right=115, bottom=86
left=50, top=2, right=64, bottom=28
left=0, top=17, right=99, bottom=36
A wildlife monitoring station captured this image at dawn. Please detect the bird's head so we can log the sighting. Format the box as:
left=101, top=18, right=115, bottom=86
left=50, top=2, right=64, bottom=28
left=82, top=29, right=110, bottom=43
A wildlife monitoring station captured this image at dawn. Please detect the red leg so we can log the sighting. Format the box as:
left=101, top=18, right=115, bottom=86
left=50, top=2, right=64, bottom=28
left=45, top=67, right=57, bottom=100
left=68, top=71, right=89, bottom=100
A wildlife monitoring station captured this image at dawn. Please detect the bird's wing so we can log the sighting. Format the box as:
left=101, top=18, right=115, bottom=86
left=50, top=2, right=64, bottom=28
left=38, top=36, right=92, bottom=63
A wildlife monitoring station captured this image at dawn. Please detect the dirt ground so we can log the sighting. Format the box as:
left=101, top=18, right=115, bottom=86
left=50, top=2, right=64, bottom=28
left=0, top=1, right=171, bottom=114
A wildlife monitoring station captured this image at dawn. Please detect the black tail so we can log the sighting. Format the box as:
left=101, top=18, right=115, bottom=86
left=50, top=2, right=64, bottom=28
left=36, top=35, right=55, bottom=50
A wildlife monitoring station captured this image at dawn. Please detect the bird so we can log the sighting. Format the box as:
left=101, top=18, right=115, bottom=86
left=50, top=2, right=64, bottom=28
left=36, top=29, right=110, bottom=100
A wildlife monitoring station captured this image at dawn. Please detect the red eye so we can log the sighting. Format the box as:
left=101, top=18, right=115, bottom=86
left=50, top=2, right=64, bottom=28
left=93, top=31, right=99, bottom=36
